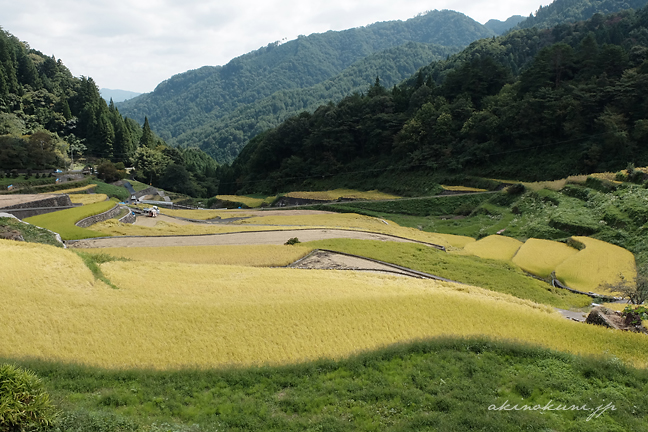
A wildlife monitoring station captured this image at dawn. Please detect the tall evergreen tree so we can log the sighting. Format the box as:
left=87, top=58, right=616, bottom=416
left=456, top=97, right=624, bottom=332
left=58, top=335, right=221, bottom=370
left=139, top=116, right=155, bottom=148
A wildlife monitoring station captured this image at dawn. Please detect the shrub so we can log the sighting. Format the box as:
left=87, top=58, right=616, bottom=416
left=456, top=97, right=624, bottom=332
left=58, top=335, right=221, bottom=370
left=285, top=237, right=301, bottom=245
left=0, top=364, right=57, bottom=430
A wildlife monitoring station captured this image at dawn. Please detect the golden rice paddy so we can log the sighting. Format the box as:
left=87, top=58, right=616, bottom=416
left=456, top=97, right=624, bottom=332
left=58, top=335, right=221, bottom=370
left=512, top=238, right=579, bottom=278
left=554, top=236, right=637, bottom=294
left=285, top=189, right=400, bottom=201
left=86, top=244, right=311, bottom=266
left=41, top=183, right=97, bottom=194
left=214, top=195, right=275, bottom=207
left=157, top=207, right=252, bottom=220
left=441, top=185, right=487, bottom=192
left=68, top=193, right=108, bottom=205
left=2, top=239, right=648, bottom=369
left=463, top=235, right=523, bottom=261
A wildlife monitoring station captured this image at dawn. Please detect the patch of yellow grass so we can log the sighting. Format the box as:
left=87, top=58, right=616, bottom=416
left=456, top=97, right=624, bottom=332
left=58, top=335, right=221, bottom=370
left=3, top=241, right=648, bottom=369
left=41, top=184, right=97, bottom=194
left=512, top=238, right=579, bottom=278
left=215, top=195, right=275, bottom=208
left=441, top=185, right=487, bottom=192
left=69, top=194, right=108, bottom=205
left=554, top=237, right=636, bottom=295
left=87, top=244, right=311, bottom=266
left=463, top=235, right=523, bottom=261
left=285, top=189, right=400, bottom=201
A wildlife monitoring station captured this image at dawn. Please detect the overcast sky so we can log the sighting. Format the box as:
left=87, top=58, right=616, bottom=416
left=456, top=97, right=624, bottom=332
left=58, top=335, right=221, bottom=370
left=2, top=0, right=551, bottom=93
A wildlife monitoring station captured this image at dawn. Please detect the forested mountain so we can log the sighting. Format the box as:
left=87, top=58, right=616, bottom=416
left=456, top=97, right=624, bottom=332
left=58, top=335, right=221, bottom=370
left=173, top=42, right=456, bottom=162
left=0, top=26, right=142, bottom=169
left=220, top=6, right=648, bottom=194
left=517, top=0, right=648, bottom=29
left=484, top=16, right=525, bottom=34
left=0, top=27, right=220, bottom=196
left=117, top=10, right=495, bottom=162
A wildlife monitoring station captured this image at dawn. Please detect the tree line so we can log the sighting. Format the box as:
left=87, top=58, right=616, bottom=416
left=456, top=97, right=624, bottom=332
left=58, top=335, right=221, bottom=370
left=219, top=6, right=648, bottom=194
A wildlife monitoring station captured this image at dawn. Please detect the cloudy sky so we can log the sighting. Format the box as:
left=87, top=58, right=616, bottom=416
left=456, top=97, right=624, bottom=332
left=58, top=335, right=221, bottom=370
left=2, top=0, right=551, bottom=93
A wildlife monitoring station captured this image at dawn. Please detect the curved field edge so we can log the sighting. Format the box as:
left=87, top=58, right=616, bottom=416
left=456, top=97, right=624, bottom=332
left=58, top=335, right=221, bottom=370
left=555, top=236, right=637, bottom=294
left=24, top=200, right=117, bottom=240
left=2, top=239, right=641, bottom=370
left=3, top=337, right=647, bottom=431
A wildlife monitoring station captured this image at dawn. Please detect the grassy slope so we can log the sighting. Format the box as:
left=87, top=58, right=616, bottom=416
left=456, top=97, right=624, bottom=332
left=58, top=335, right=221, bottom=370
left=0, top=216, right=63, bottom=247
left=304, top=239, right=591, bottom=309
left=24, top=200, right=116, bottom=240
left=5, top=338, right=647, bottom=431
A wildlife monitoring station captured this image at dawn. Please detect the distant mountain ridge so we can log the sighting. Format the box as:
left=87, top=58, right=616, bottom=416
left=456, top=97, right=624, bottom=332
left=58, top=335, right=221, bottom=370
left=484, top=15, right=525, bottom=34
left=117, top=9, right=495, bottom=162
left=100, top=88, right=141, bottom=103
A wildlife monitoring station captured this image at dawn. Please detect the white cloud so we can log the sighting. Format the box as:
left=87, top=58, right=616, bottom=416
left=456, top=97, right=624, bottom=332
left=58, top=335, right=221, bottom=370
left=1, top=0, right=551, bottom=93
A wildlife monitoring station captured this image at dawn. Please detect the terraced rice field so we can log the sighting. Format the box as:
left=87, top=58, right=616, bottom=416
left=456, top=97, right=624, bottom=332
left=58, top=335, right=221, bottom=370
left=441, top=185, right=487, bottom=192
left=463, top=235, right=523, bottom=261
left=215, top=195, right=276, bottom=207
left=85, top=244, right=311, bottom=266
left=68, top=193, right=108, bottom=205
left=2, top=239, right=648, bottom=369
left=555, top=236, right=637, bottom=294
left=24, top=200, right=116, bottom=240
left=41, top=183, right=97, bottom=194
left=512, top=238, right=579, bottom=278
left=285, top=189, right=400, bottom=201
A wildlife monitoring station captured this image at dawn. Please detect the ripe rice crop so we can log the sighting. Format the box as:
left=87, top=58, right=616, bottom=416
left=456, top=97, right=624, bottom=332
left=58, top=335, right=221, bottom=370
left=433, top=233, right=476, bottom=248
left=463, top=235, right=523, bottom=261
left=215, top=195, right=275, bottom=207
left=92, top=219, right=315, bottom=237
left=285, top=189, right=400, bottom=201
left=555, top=236, right=636, bottom=294
left=41, top=184, right=97, bottom=194
left=68, top=194, right=108, bottom=205
left=512, top=238, right=579, bottom=278
left=24, top=200, right=116, bottom=240
left=86, top=244, right=311, bottom=266
left=441, top=185, right=487, bottom=192
left=2, top=240, right=647, bottom=369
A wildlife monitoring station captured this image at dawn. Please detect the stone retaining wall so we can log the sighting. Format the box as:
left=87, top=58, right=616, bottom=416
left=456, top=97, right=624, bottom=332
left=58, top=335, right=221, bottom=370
left=134, top=186, right=158, bottom=199
left=1, top=194, right=72, bottom=210
left=118, top=209, right=136, bottom=224
left=76, top=204, right=121, bottom=228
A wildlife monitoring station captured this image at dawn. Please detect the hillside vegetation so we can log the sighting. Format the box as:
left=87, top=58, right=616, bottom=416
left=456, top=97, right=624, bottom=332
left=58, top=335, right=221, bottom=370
left=222, top=5, right=648, bottom=193
left=117, top=10, right=495, bottom=162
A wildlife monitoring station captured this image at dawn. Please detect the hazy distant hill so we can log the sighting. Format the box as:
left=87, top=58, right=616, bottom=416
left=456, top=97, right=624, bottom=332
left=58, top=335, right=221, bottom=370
left=117, top=9, right=495, bottom=162
left=484, top=15, right=525, bottom=34
left=100, top=88, right=141, bottom=103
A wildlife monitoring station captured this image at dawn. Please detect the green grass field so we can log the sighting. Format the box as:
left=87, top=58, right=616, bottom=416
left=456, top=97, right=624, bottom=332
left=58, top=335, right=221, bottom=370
left=5, top=337, right=647, bottom=431
left=303, top=239, right=591, bottom=309
left=24, top=200, right=116, bottom=240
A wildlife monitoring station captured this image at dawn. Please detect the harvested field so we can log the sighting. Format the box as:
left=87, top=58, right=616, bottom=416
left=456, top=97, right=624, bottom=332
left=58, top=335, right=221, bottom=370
left=0, top=194, right=60, bottom=208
